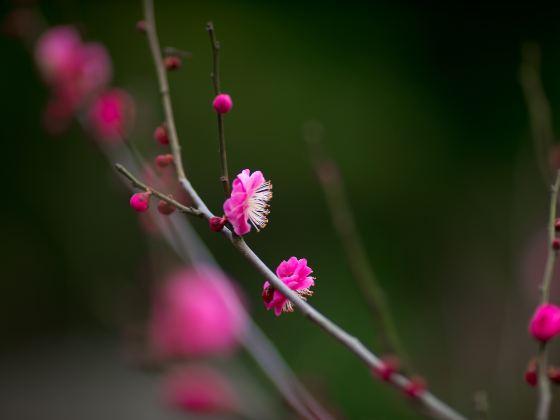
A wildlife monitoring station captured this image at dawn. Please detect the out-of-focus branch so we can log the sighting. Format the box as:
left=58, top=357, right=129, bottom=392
left=536, top=170, right=560, bottom=420
left=206, top=21, right=230, bottom=197
left=520, top=43, right=555, bottom=185
left=142, top=2, right=466, bottom=418
left=304, top=122, right=409, bottom=368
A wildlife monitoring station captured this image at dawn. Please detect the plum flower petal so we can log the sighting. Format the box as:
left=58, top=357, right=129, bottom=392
left=150, top=266, right=247, bottom=358
left=223, top=169, right=272, bottom=236
left=262, top=257, right=315, bottom=316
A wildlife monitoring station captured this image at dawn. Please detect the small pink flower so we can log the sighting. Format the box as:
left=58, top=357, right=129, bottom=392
left=88, top=89, right=135, bottom=142
left=223, top=169, right=272, bottom=236
left=213, top=93, right=233, bottom=113
left=130, top=192, right=151, bottom=212
left=529, top=303, right=560, bottom=342
left=262, top=257, right=314, bottom=316
left=149, top=266, right=247, bottom=358
left=163, top=365, right=238, bottom=414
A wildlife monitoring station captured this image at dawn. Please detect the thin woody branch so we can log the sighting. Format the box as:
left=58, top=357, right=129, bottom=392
left=207, top=21, right=230, bottom=197
left=142, top=1, right=466, bottom=418
left=114, top=163, right=202, bottom=217
left=536, top=169, right=560, bottom=420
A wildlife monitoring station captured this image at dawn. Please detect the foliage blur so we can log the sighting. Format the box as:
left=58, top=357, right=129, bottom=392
left=3, top=0, right=560, bottom=418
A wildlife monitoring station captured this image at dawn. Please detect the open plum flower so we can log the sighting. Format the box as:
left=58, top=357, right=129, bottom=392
left=262, top=257, right=315, bottom=316
left=223, top=169, right=272, bottom=236
left=149, top=266, right=247, bottom=358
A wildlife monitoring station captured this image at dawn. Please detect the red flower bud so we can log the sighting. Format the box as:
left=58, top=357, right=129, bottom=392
left=209, top=216, right=227, bottom=232
left=374, top=356, right=400, bottom=381
left=130, top=192, right=151, bottom=212
left=549, top=366, right=560, bottom=384
left=403, top=376, right=426, bottom=398
left=164, top=55, right=182, bottom=71
left=525, top=359, right=538, bottom=387
left=554, top=239, right=560, bottom=251
left=154, top=125, right=170, bottom=145
left=136, top=20, right=146, bottom=33
left=158, top=200, right=176, bottom=215
left=155, top=154, right=174, bottom=168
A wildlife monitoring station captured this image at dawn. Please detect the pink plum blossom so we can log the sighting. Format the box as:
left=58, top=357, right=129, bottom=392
left=212, top=93, right=233, bottom=113
left=223, top=169, right=272, bottom=236
left=262, top=257, right=315, bottom=316
left=529, top=303, right=560, bottom=342
left=149, top=266, right=247, bottom=358
left=88, top=89, right=135, bottom=142
left=163, top=365, right=238, bottom=414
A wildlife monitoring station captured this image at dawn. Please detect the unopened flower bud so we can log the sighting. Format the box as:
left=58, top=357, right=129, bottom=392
left=154, top=125, right=170, bottom=145
left=553, top=239, right=560, bottom=251
left=164, top=55, right=181, bottom=71
left=158, top=200, right=176, bottom=215
left=212, top=94, right=233, bottom=114
left=158, top=200, right=175, bottom=216
left=136, top=20, right=146, bottom=33
left=403, top=376, right=426, bottom=398
left=525, top=359, right=538, bottom=387
left=374, top=356, right=400, bottom=381
left=530, top=303, right=560, bottom=342
left=155, top=154, right=174, bottom=168
left=209, top=216, right=227, bottom=232
left=130, top=192, right=151, bottom=212
left=555, top=218, right=560, bottom=232
left=549, top=366, right=560, bottom=384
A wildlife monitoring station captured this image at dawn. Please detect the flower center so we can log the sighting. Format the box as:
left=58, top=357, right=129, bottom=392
left=247, top=180, right=272, bottom=231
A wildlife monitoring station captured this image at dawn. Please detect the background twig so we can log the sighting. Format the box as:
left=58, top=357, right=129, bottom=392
left=305, top=121, right=410, bottom=369
left=207, top=21, right=230, bottom=197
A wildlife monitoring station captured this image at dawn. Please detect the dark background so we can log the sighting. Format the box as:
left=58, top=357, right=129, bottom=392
left=3, top=0, right=560, bottom=418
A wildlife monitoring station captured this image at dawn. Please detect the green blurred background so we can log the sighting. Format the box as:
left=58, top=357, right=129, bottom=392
left=3, top=0, right=560, bottom=418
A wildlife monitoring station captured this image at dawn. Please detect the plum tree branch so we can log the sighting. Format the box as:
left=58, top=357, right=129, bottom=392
left=142, top=1, right=466, bottom=418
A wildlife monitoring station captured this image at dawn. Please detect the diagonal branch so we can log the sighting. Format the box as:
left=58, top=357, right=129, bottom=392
left=114, top=163, right=202, bottom=217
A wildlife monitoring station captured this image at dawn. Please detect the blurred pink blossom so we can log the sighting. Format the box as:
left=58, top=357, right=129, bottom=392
left=88, top=89, right=135, bottom=142
left=263, top=257, right=315, bottom=316
left=35, top=26, right=83, bottom=85
left=163, top=365, right=239, bottom=414
left=35, top=25, right=112, bottom=133
left=223, top=169, right=272, bottom=236
left=150, top=266, right=247, bottom=358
